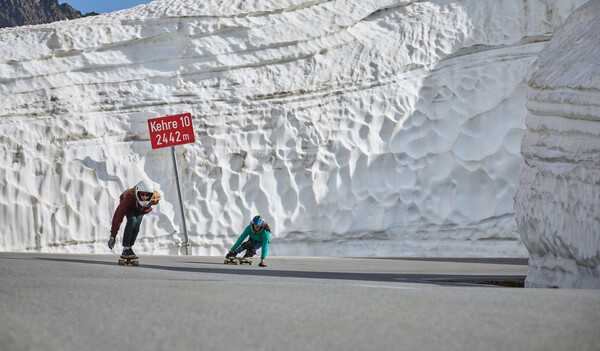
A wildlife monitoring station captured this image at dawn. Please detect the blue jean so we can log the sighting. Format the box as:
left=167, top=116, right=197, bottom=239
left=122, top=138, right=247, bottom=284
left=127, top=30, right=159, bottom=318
left=123, top=208, right=145, bottom=247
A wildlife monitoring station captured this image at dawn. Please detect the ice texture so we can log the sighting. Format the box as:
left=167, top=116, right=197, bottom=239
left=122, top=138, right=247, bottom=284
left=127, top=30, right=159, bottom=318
left=0, top=0, right=585, bottom=257
left=515, top=1, right=600, bottom=288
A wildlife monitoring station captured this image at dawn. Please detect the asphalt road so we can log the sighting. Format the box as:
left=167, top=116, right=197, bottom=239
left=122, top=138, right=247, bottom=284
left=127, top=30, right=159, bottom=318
left=1, top=253, right=599, bottom=351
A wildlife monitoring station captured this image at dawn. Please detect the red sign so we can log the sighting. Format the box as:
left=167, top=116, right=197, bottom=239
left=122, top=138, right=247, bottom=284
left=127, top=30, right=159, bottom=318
left=148, top=113, right=195, bottom=149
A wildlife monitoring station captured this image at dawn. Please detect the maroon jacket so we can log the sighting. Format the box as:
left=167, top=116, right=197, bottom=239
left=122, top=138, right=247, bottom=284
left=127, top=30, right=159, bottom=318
left=110, top=187, right=161, bottom=237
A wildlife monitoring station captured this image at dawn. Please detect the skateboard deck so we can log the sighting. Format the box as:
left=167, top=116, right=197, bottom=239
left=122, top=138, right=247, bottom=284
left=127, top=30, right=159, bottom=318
left=118, top=256, right=139, bottom=266
left=224, top=257, right=254, bottom=265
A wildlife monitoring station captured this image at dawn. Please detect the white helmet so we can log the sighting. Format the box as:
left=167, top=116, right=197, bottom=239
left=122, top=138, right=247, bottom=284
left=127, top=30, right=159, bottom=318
left=135, top=179, right=155, bottom=207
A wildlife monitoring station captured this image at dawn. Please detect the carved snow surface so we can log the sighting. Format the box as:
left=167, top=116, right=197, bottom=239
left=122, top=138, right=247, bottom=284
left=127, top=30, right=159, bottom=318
left=515, top=1, right=600, bottom=288
left=0, top=0, right=585, bottom=256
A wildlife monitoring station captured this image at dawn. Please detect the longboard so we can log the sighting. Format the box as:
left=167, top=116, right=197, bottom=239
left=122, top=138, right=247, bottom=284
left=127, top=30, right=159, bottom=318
left=118, top=256, right=139, bottom=266
left=224, top=257, right=254, bottom=265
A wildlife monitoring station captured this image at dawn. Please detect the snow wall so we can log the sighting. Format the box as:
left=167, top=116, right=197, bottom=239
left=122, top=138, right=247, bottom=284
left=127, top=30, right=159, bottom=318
left=515, top=0, right=600, bottom=288
left=0, top=0, right=587, bottom=257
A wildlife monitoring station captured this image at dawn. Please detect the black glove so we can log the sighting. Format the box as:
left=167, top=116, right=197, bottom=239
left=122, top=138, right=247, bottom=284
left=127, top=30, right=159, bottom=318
left=108, top=237, right=115, bottom=250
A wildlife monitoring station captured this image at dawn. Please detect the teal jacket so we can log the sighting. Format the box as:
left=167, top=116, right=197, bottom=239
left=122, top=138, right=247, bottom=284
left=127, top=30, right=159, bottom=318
left=231, top=225, right=271, bottom=259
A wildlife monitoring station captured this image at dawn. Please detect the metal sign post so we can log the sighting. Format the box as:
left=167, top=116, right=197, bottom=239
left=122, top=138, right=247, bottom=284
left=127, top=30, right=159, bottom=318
left=147, top=113, right=195, bottom=255
left=171, top=146, right=190, bottom=255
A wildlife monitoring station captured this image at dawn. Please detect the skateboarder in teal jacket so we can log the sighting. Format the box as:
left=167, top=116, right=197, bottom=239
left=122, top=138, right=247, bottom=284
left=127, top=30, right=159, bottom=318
left=226, top=215, right=271, bottom=267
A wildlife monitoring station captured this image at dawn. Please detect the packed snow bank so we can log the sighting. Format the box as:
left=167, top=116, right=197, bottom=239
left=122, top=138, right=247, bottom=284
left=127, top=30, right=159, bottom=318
left=0, top=0, right=584, bottom=256
left=515, top=1, right=600, bottom=288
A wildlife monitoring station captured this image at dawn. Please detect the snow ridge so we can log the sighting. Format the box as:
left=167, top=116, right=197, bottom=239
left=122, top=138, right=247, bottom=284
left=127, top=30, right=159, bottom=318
left=0, top=0, right=586, bottom=257
left=515, top=1, right=600, bottom=288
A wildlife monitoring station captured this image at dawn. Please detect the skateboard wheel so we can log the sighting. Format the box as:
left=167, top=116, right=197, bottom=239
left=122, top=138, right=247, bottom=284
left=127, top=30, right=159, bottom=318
left=118, top=259, right=125, bottom=265
left=235, top=260, right=240, bottom=265
left=249, top=261, right=254, bottom=265
left=132, top=260, right=139, bottom=266
left=224, top=259, right=229, bottom=264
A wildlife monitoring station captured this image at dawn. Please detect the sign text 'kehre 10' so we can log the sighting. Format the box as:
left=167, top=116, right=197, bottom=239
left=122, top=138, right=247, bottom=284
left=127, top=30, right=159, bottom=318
left=148, top=113, right=195, bottom=149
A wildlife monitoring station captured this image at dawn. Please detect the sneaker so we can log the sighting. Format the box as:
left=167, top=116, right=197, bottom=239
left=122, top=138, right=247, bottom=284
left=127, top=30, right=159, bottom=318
left=243, top=251, right=255, bottom=259
left=226, top=251, right=237, bottom=259
left=121, top=248, right=138, bottom=258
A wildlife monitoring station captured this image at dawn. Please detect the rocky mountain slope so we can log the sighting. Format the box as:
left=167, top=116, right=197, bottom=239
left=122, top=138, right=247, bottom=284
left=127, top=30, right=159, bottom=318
left=0, top=0, right=95, bottom=28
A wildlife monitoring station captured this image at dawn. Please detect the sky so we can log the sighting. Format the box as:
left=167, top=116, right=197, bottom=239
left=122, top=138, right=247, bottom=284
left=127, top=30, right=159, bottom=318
left=62, top=0, right=154, bottom=14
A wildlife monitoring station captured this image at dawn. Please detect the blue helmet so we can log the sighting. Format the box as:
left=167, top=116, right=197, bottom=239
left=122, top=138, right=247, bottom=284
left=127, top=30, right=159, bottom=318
left=251, top=215, right=265, bottom=228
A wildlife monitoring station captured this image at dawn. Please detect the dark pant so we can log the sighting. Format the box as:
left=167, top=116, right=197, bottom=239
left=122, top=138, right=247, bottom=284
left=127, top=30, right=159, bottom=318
left=236, top=238, right=262, bottom=256
left=123, top=208, right=144, bottom=247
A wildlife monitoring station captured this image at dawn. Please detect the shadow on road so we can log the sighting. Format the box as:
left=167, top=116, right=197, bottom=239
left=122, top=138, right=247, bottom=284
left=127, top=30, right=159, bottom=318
left=34, top=256, right=525, bottom=288
left=357, top=257, right=528, bottom=266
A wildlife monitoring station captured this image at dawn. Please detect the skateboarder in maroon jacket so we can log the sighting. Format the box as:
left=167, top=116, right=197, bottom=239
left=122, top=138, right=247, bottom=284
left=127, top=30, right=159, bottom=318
left=108, top=180, right=161, bottom=258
